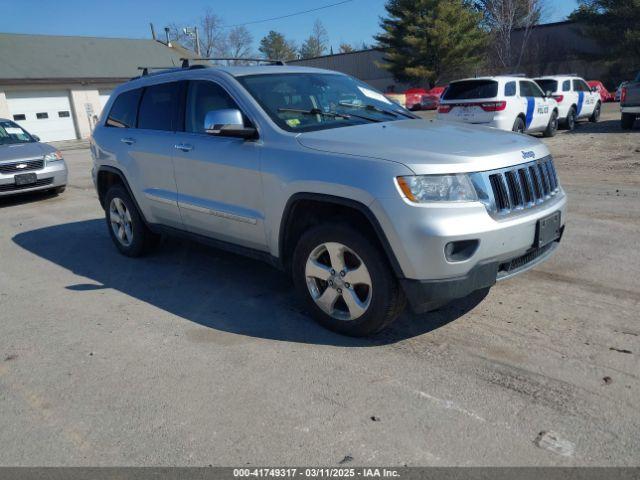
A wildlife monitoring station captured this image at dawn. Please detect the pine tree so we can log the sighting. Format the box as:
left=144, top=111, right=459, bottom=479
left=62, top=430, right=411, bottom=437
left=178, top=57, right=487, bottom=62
left=570, top=0, right=640, bottom=66
left=375, top=0, right=487, bottom=86
left=258, top=31, right=298, bottom=61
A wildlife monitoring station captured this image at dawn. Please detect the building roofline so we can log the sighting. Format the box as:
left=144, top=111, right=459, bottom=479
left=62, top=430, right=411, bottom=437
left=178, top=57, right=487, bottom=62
left=290, top=47, right=383, bottom=63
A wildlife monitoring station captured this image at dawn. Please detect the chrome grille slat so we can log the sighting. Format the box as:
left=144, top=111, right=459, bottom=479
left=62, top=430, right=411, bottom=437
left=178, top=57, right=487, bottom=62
left=0, top=158, right=45, bottom=174
left=482, top=155, right=560, bottom=216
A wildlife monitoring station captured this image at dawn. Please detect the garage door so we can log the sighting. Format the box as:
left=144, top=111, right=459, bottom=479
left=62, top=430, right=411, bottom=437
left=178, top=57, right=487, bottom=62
left=6, top=90, right=77, bottom=142
left=98, top=90, right=112, bottom=115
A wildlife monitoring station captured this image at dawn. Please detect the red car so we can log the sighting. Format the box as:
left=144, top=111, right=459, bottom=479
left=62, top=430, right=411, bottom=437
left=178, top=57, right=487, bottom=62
left=404, top=88, right=428, bottom=110
left=588, top=81, right=615, bottom=103
left=404, top=86, right=448, bottom=111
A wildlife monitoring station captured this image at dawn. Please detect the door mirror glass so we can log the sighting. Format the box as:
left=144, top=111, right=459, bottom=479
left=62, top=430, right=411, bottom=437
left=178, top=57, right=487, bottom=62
left=545, top=90, right=553, bottom=98
left=32, top=134, right=40, bottom=142
left=204, top=109, right=257, bottom=139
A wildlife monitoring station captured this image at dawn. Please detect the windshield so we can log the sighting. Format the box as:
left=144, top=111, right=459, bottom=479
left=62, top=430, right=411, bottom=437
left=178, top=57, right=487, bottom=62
left=535, top=79, right=558, bottom=93
left=0, top=120, right=35, bottom=145
left=237, top=73, right=416, bottom=132
left=442, top=80, right=498, bottom=100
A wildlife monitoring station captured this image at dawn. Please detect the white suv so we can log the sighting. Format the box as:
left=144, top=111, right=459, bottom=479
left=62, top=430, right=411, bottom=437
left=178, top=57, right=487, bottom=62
left=534, top=75, right=601, bottom=130
left=437, top=76, right=559, bottom=137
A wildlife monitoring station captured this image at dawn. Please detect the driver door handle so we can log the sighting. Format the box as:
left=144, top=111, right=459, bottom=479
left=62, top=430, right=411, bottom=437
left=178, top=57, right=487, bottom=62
left=174, top=143, right=193, bottom=152
left=120, top=137, right=136, bottom=145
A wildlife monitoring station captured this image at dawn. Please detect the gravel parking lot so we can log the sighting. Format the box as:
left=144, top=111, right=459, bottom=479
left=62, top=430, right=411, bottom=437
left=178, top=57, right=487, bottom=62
left=0, top=103, right=638, bottom=466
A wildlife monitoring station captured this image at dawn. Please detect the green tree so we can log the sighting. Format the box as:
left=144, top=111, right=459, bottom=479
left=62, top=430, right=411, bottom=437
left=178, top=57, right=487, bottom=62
left=299, top=20, right=329, bottom=59
left=570, top=0, right=640, bottom=65
left=375, top=0, right=487, bottom=86
left=339, top=43, right=355, bottom=53
left=258, top=31, right=298, bottom=61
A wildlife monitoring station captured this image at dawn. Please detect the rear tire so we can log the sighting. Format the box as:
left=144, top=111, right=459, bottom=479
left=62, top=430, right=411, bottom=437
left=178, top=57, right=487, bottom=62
left=621, top=113, right=636, bottom=130
left=292, top=223, right=405, bottom=337
left=562, top=107, right=577, bottom=131
left=512, top=117, right=526, bottom=134
left=543, top=111, right=558, bottom=137
left=589, top=102, right=601, bottom=123
left=104, top=184, right=159, bottom=257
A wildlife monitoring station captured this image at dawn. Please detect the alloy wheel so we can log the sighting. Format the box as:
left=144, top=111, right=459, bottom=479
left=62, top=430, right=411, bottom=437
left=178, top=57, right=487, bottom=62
left=109, top=197, right=134, bottom=247
left=305, top=242, right=372, bottom=321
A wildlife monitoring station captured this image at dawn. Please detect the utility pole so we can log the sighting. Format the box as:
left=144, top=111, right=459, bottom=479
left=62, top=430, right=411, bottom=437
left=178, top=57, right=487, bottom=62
left=183, top=26, right=201, bottom=56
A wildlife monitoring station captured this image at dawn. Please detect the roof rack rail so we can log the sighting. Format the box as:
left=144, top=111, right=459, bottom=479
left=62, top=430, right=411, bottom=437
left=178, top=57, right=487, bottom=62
left=181, top=57, right=286, bottom=67
left=136, top=66, right=182, bottom=76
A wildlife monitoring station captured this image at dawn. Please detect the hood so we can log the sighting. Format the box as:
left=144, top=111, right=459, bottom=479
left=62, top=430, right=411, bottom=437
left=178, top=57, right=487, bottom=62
left=296, top=119, right=550, bottom=175
left=0, top=142, right=54, bottom=163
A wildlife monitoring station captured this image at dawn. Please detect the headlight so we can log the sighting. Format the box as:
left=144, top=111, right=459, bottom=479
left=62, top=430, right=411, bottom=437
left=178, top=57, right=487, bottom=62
left=397, top=174, right=478, bottom=203
left=44, top=151, right=63, bottom=164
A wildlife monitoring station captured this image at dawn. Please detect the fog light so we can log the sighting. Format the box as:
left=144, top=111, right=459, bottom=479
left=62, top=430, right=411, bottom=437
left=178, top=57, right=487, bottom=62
left=445, top=240, right=479, bottom=262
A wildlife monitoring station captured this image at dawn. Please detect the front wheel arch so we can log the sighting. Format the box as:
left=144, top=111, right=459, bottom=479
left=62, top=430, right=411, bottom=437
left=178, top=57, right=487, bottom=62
left=278, top=193, right=404, bottom=278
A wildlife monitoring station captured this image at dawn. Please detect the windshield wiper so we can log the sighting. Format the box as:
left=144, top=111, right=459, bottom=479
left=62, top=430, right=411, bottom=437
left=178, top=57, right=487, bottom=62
left=338, top=102, right=417, bottom=119
left=277, top=107, right=382, bottom=123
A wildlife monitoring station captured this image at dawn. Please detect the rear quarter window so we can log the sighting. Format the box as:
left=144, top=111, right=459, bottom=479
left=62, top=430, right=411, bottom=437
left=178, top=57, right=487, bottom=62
left=443, top=81, right=498, bottom=100
left=505, top=81, right=516, bottom=97
left=106, top=89, right=142, bottom=128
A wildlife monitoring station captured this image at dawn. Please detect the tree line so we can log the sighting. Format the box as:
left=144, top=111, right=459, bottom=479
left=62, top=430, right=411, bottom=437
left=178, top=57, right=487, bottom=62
left=169, top=1, right=639, bottom=82
left=168, top=10, right=364, bottom=63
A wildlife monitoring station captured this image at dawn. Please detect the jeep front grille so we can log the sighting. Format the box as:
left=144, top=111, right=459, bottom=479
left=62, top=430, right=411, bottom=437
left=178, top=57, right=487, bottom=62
left=480, top=156, right=560, bottom=215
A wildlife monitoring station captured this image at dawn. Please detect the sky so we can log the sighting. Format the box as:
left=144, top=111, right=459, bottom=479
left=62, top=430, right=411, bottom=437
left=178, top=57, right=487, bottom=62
left=1, top=0, right=579, bottom=52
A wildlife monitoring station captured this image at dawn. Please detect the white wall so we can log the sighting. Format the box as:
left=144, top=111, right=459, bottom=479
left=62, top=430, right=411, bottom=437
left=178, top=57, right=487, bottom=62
left=0, top=82, right=119, bottom=141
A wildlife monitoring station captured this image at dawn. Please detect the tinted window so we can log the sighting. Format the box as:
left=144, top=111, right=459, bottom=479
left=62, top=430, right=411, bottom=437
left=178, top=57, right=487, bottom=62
left=36, top=112, right=48, bottom=119
left=138, top=82, right=180, bottom=131
left=520, top=81, right=544, bottom=98
left=505, top=81, right=516, bottom=96
left=106, top=88, right=142, bottom=128
left=535, top=79, right=558, bottom=93
left=13, top=114, right=26, bottom=121
left=573, top=80, right=590, bottom=92
left=58, top=111, right=70, bottom=118
left=185, top=81, right=240, bottom=134
left=562, top=80, right=571, bottom=92
left=443, top=80, right=498, bottom=100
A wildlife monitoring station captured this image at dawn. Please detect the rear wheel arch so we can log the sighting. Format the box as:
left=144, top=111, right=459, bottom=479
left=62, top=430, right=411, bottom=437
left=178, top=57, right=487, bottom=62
left=278, top=193, right=404, bottom=278
left=96, top=167, right=149, bottom=226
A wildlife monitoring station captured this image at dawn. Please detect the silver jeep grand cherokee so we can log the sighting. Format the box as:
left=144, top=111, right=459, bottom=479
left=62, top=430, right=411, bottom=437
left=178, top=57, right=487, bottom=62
left=91, top=64, right=566, bottom=337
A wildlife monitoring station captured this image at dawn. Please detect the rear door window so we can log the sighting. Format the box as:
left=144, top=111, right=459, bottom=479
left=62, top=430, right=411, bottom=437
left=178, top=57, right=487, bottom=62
left=443, top=81, right=498, bottom=100
left=106, top=88, right=142, bottom=128
left=505, top=81, right=516, bottom=97
left=138, top=82, right=180, bottom=131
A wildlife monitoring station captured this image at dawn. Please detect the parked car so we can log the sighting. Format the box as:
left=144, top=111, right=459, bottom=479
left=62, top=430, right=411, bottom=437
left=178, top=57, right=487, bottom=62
left=588, top=80, right=614, bottom=102
left=437, top=76, right=559, bottom=137
left=0, top=118, right=67, bottom=197
left=616, top=82, right=628, bottom=102
left=405, top=88, right=428, bottom=111
left=92, top=64, right=566, bottom=337
left=534, top=75, right=601, bottom=130
left=621, top=72, right=640, bottom=130
left=419, top=86, right=448, bottom=111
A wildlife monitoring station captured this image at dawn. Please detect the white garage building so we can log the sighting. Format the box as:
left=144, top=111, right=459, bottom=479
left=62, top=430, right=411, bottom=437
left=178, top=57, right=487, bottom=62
left=0, top=33, right=195, bottom=142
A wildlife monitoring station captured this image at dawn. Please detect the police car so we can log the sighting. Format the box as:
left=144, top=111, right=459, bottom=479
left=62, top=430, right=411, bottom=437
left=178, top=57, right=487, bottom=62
left=534, top=75, right=601, bottom=130
left=437, top=76, right=559, bottom=136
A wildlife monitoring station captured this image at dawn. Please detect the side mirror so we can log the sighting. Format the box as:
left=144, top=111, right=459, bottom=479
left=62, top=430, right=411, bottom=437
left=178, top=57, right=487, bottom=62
left=545, top=91, right=553, bottom=98
left=204, top=109, right=257, bottom=140
left=591, top=87, right=598, bottom=93
left=32, top=134, right=40, bottom=142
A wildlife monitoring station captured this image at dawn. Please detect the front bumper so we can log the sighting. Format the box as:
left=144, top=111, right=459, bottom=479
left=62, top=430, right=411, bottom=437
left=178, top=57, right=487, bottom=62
left=401, top=238, right=562, bottom=313
left=0, top=160, right=68, bottom=196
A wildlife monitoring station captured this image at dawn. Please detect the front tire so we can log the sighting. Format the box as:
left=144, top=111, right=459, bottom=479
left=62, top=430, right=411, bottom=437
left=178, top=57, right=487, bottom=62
left=292, top=224, right=406, bottom=337
left=104, top=184, right=159, bottom=257
left=589, top=102, right=601, bottom=123
left=621, top=113, right=636, bottom=130
left=543, top=111, right=558, bottom=137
